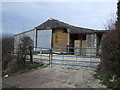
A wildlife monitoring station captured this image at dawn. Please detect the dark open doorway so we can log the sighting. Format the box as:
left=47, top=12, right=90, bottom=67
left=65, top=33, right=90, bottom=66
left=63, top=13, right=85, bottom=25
left=69, top=34, right=86, bottom=55
left=97, top=34, right=102, bottom=52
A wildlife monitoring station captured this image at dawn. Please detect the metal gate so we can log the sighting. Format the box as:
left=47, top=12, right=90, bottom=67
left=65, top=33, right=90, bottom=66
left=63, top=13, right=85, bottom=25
left=32, top=47, right=101, bottom=68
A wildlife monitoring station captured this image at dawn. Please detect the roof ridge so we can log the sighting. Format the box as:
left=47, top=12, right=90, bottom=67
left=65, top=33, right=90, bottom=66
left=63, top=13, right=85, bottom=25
left=47, top=19, right=95, bottom=31
left=36, top=18, right=97, bottom=32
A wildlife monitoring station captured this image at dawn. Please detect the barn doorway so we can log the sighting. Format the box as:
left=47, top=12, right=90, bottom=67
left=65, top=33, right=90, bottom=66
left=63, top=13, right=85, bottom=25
left=96, top=34, right=102, bottom=52
left=69, top=34, right=86, bottom=55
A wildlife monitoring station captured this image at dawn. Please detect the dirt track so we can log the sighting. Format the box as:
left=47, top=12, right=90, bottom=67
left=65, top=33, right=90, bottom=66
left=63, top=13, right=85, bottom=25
left=2, top=64, right=106, bottom=88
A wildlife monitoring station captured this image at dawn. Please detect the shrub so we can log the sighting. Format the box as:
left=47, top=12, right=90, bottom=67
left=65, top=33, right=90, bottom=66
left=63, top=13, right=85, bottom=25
left=2, top=34, right=14, bottom=70
left=16, top=36, right=33, bottom=68
left=97, top=69, right=120, bottom=88
left=101, top=29, right=120, bottom=79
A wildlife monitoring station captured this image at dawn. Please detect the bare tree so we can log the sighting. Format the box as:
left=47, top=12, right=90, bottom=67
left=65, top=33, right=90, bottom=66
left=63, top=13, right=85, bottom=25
left=2, top=34, right=14, bottom=70
left=101, top=18, right=120, bottom=82
left=16, top=36, right=33, bottom=68
left=104, top=17, right=116, bottom=31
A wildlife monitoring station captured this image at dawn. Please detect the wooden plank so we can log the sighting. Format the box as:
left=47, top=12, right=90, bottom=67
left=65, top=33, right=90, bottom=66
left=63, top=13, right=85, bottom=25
left=74, top=40, right=81, bottom=55
left=52, top=29, right=68, bottom=52
left=81, top=40, right=86, bottom=56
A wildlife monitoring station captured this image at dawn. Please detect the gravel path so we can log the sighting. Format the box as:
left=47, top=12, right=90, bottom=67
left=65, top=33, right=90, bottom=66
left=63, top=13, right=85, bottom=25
left=2, top=64, right=106, bottom=88
left=2, top=54, right=106, bottom=88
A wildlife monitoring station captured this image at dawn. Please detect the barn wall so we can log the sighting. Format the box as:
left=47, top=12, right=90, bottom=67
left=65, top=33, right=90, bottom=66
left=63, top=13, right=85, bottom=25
left=14, top=30, right=35, bottom=49
left=52, top=29, right=68, bottom=51
left=73, top=35, right=86, bottom=56
left=86, top=34, right=97, bottom=56
left=37, top=30, right=52, bottom=48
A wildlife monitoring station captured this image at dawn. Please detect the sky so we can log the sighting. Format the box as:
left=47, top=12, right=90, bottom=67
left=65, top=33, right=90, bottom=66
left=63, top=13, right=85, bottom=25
left=1, top=0, right=117, bottom=35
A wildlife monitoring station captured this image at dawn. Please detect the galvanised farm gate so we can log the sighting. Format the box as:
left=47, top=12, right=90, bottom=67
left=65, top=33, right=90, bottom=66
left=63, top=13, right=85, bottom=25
left=32, top=47, right=101, bottom=68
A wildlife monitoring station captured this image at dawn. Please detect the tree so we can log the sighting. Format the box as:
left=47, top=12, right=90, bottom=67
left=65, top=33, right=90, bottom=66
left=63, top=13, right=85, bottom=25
left=2, top=34, right=14, bottom=70
left=16, top=36, right=33, bottom=68
left=116, top=1, right=120, bottom=29
left=101, top=30, right=120, bottom=77
left=100, top=1, right=120, bottom=82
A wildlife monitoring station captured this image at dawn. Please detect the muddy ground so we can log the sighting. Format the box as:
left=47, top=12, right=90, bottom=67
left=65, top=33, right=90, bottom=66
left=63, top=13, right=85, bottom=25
left=2, top=65, right=106, bottom=88
left=2, top=54, right=106, bottom=88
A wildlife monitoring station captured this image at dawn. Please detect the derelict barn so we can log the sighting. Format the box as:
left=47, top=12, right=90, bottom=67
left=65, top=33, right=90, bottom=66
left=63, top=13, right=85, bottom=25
left=14, top=18, right=105, bottom=55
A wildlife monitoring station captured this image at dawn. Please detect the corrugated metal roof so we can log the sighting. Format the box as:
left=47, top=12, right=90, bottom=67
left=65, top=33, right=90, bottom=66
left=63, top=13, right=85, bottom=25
left=14, top=29, right=34, bottom=36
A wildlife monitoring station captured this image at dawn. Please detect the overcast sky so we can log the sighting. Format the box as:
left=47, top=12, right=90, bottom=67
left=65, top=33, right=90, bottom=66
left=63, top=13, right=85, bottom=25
left=2, top=1, right=117, bottom=34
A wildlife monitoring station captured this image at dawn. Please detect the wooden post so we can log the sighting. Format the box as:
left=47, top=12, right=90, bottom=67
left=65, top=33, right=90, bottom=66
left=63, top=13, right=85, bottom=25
left=30, top=46, right=33, bottom=63
left=67, top=28, right=70, bottom=55
left=49, top=49, right=52, bottom=67
left=49, top=49, right=51, bottom=65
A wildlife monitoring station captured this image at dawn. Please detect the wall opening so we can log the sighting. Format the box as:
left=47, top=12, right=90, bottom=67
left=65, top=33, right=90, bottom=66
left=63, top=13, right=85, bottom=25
left=69, top=34, right=86, bottom=55
left=97, top=34, right=102, bottom=52
left=97, top=34, right=102, bottom=48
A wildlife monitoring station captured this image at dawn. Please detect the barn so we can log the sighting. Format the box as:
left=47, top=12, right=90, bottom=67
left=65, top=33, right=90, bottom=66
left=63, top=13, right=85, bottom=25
left=14, top=18, right=105, bottom=55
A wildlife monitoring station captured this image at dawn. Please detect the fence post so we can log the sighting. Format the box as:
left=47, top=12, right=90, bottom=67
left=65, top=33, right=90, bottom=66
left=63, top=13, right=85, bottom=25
left=40, top=48, right=42, bottom=62
left=67, top=45, right=69, bottom=55
left=63, top=52, right=64, bottom=65
left=29, top=46, right=33, bottom=63
left=50, top=48, right=52, bottom=67
left=49, top=49, right=50, bottom=65
left=90, top=48, right=92, bottom=67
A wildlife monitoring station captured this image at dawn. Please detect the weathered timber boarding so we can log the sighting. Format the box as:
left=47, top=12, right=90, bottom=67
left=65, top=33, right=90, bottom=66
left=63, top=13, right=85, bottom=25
left=52, top=28, right=68, bottom=51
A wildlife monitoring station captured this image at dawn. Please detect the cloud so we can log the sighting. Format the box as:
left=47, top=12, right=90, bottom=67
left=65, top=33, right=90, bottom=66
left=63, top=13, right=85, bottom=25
left=1, top=0, right=118, bottom=2
left=2, top=2, right=117, bottom=34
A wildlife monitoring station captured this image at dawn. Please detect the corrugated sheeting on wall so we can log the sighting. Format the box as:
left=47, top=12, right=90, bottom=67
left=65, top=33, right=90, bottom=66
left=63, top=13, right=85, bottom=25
left=86, top=34, right=96, bottom=47
left=14, top=29, right=35, bottom=48
left=86, top=34, right=97, bottom=56
left=37, top=30, right=52, bottom=48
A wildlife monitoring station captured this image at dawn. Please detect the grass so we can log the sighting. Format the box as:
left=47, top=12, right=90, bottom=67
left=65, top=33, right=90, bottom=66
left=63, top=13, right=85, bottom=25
left=33, top=51, right=40, bottom=55
left=89, top=55, right=100, bottom=58
left=96, top=69, right=120, bottom=88
left=25, top=62, right=43, bottom=69
left=97, top=69, right=109, bottom=83
left=2, top=71, right=8, bottom=77
left=2, top=62, right=44, bottom=77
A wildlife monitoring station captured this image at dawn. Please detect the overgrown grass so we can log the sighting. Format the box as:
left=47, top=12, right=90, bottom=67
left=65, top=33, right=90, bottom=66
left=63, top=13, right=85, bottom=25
left=2, top=71, right=8, bottom=77
left=25, top=62, right=43, bottom=69
left=2, top=62, right=44, bottom=76
left=96, top=69, right=120, bottom=88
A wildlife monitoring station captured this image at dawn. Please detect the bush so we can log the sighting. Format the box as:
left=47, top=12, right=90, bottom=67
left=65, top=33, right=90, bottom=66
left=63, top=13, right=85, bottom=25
left=101, top=30, right=120, bottom=79
left=16, top=36, right=34, bottom=68
left=97, top=69, right=120, bottom=88
left=2, top=34, right=14, bottom=70
left=98, top=1, right=120, bottom=88
left=2, top=35, right=35, bottom=75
